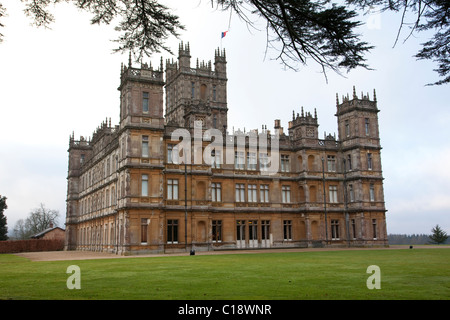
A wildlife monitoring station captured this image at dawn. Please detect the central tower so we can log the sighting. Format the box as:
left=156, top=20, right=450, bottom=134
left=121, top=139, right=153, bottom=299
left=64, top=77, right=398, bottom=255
left=165, top=42, right=228, bottom=133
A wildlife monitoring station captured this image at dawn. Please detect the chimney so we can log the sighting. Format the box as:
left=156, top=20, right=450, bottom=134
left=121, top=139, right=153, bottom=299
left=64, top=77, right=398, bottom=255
left=274, top=119, right=283, bottom=135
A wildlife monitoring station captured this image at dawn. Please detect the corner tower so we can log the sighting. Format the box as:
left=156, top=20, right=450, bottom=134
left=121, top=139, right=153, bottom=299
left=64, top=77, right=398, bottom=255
left=118, top=54, right=165, bottom=130
left=336, top=86, right=387, bottom=244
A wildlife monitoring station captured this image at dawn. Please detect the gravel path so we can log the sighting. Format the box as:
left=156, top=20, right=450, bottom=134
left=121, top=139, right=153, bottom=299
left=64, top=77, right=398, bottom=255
left=13, top=245, right=449, bottom=262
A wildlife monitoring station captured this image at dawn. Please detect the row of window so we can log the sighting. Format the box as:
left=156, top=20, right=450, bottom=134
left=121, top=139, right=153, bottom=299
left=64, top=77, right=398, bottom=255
left=164, top=142, right=375, bottom=172
left=140, top=218, right=380, bottom=243
left=80, top=153, right=119, bottom=192
left=80, top=186, right=117, bottom=215
left=141, top=177, right=377, bottom=203
left=142, top=219, right=290, bottom=244
left=332, top=218, right=379, bottom=240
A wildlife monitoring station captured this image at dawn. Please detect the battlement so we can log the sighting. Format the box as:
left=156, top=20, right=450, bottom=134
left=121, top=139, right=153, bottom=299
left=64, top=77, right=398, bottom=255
left=288, top=107, right=318, bottom=129
left=69, top=118, right=118, bottom=151
left=336, top=86, right=378, bottom=116
left=119, top=53, right=164, bottom=90
left=166, top=43, right=227, bottom=82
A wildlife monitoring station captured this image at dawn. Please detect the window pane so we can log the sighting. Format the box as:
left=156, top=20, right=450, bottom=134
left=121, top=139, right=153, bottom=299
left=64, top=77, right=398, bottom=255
left=141, top=175, right=148, bottom=196
left=217, top=185, right=221, bottom=202
left=173, top=181, right=178, bottom=200
left=143, top=92, right=149, bottom=112
left=168, top=180, right=173, bottom=199
left=142, top=141, right=149, bottom=157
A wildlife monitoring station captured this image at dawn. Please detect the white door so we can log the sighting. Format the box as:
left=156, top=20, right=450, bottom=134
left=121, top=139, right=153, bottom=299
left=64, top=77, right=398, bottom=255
left=236, top=220, right=246, bottom=248
left=249, top=220, right=258, bottom=248
left=261, top=220, right=271, bottom=248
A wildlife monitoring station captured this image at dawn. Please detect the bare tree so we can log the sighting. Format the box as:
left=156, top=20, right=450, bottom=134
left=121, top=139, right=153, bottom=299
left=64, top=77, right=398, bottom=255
left=12, top=203, right=59, bottom=239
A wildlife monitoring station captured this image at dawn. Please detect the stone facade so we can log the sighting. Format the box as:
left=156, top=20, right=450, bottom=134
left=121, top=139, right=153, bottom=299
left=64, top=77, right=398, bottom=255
left=65, top=43, right=388, bottom=255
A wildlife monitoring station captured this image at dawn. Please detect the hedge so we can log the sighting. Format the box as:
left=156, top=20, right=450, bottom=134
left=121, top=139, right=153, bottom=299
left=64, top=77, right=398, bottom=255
left=0, top=239, right=64, bottom=253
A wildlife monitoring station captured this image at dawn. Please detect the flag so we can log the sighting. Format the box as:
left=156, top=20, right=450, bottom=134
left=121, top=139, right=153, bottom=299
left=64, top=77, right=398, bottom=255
left=221, top=31, right=228, bottom=39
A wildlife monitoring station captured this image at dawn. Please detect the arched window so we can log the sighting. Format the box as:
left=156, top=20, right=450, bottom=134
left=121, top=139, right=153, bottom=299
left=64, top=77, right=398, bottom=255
left=308, top=155, right=315, bottom=171
left=200, top=84, right=207, bottom=100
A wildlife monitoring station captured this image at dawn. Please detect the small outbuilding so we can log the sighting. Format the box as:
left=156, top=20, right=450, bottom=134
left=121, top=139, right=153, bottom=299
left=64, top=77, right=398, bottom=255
left=31, top=223, right=65, bottom=241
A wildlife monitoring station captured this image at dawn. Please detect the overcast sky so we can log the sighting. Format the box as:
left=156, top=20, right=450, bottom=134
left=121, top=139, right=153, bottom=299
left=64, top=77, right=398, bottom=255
left=0, top=0, right=449, bottom=235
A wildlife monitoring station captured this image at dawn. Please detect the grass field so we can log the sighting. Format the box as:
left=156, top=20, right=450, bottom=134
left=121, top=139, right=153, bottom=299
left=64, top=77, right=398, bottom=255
left=1, top=248, right=449, bottom=300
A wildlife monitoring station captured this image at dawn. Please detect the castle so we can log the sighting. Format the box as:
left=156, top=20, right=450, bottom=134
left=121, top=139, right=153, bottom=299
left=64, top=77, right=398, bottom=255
left=65, top=43, right=387, bottom=254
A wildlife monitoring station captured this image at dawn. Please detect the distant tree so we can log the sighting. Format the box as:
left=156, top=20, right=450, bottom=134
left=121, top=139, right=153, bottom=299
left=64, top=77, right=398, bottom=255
left=429, top=225, right=449, bottom=245
left=12, top=219, right=30, bottom=240
left=12, top=203, right=59, bottom=239
left=0, top=195, right=8, bottom=240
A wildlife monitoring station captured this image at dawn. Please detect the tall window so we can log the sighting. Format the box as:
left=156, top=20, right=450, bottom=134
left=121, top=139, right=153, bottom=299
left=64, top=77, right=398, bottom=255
left=372, top=219, right=377, bottom=239
left=349, top=184, right=355, bottom=202
left=167, top=144, right=179, bottom=164
left=331, top=220, right=340, bottom=240
left=211, top=150, right=221, bottom=168
left=212, top=220, right=222, bottom=242
left=141, top=174, right=148, bottom=196
left=365, top=118, right=370, bottom=135
left=191, top=82, right=195, bottom=99
left=105, top=189, right=110, bottom=207
left=212, top=183, right=222, bottom=202
left=283, top=220, right=292, bottom=241
left=235, top=184, right=245, bottom=202
left=329, top=185, right=338, bottom=203
left=367, top=153, right=373, bottom=170
left=248, top=184, right=257, bottom=202
left=281, top=185, right=291, bottom=203
left=247, top=152, right=257, bottom=170
left=281, top=155, right=290, bottom=172
left=212, top=85, right=217, bottom=101
left=167, top=219, right=178, bottom=244
left=167, top=179, right=179, bottom=200
left=346, top=155, right=352, bottom=171
left=351, top=219, right=357, bottom=239
left=345, top=120, right=350, bottom=137
left=261, top=220, right=270, bottom=241
left=141, top=218, right=148, bottom=243
left=142, top=92, right=149, bottom=113
left=200, top=84, right=207, bottom=100
left=259, top=153, right=269, bottom=171
left=369, top=184, right=375, bottom=202
left=142, top=136, right=149, bottom=158
left=235, top=151, right=245, bottom=170
left=260, top=185, right=269, bottom=203
left=327, top=155, right=336, bottom=172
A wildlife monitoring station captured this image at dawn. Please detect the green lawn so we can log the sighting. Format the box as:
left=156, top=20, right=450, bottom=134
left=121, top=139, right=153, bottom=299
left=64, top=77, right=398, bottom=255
left=1, top=248, right=449, bottom=300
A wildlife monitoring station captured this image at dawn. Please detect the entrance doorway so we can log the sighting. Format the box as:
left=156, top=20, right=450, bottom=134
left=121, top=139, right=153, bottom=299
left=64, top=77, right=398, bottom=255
left=261, top=220, right=271, bottom=248
left=248, top=220, right=258, bottom=248
left=236, top=220, right=246, bottom=248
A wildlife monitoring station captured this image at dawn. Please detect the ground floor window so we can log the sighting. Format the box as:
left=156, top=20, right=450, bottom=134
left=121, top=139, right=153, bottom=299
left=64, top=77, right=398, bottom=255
left=167, top=219, right=178, bottom=244
left=141, top=218, right=148, bottom=243
left=249, top=220, right=258, bottom=240
left=372, top=219, right=377, bottom=239
left=283, top=220, right=292, bottom=241
left=331, top=219, right=340, bottom=240
left=351, top=219, right=357, bottom=239
left=261, top=220, right=270, bottom=240
left=212, top=220, right=222, bottom=242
